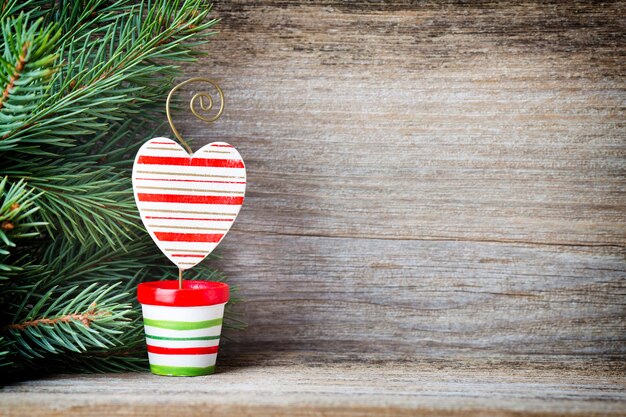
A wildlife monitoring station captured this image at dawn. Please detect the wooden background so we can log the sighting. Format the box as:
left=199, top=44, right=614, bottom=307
left=177, top=1, right=626, bottom=363
left=2, top=2, right=625, bottom=416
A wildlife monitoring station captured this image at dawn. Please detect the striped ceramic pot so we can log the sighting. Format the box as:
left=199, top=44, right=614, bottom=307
left=137, top=280, right=229, bottom=376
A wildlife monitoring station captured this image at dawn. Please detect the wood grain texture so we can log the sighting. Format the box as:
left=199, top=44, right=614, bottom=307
left=173, top=1, right=626, bottom=361
left=2, top=3, right=625, bottom=416
left=2, top=358, right=625, bottom=417
left=217, top=234, right=625, bottom=360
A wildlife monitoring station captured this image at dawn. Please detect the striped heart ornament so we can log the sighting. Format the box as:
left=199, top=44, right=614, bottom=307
left=132, top=138, right=246, bottom=270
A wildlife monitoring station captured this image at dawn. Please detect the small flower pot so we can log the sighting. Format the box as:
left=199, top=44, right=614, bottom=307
left=137, top=280, right=229, bottom=377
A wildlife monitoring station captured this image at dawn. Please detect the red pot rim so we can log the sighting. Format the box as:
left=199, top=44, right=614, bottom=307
left=137, top=280, right=229, bottom=307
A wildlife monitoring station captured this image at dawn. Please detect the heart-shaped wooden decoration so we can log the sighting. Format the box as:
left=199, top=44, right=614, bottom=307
left=132, top=137, right=246, bottom=270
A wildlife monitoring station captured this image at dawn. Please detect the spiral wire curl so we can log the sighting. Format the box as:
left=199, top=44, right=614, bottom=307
left=166, top=78, right=225, bottom=154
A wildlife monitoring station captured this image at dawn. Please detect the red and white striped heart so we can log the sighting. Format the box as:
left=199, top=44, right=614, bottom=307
left=132, top=138, right=246, bottom=270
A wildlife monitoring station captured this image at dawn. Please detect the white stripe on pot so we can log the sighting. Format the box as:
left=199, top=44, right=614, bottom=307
left=148, top=352, right=217, bottom=368
left=141, top=303, right=226, bottom=321
left=143, top=325, right=223, bottom=338
left=145, top=338, right=220, bottom=349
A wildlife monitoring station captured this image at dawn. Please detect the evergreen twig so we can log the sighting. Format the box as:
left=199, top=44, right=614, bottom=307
left=0, top=1, right=241, bottom=377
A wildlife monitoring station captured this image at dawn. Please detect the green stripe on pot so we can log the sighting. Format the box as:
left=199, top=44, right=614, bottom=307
left=150, top=364, right=215, bottom=377
left=143, top=317, right=223, bottom=330
left=146, top=334, right=221, bottom=341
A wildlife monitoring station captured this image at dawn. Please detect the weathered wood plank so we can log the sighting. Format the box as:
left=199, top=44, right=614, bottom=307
left=169, top=1, right=626, bottom=359
left=184, top=1, right=625, bottom=246
left=1, top=358, right=625, bottom=417
left=217, top=233, right=625, bottom=360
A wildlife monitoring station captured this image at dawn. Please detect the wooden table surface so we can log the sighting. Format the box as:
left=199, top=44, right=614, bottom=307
left=2, top=1, right=624, bottom=416
left=2, top=356, right=625, bottom=417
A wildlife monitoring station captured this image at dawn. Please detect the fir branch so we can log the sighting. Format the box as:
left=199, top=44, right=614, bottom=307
left=3, top=159, right=139, bottom=247
left=7, top=307, right=110, bottom=330
left=0, top=40, right=29, bottom=111
left=2, top=1, right=218, bottom=153
left=0, top=0, right=48, bottom=21
left=0, top=0, right=242, bottom=378
left=0, top=176, right=46, bottom=280
left=4, top=283, right=133, bottom=359
left=0, top=13, right=60, bottom=150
